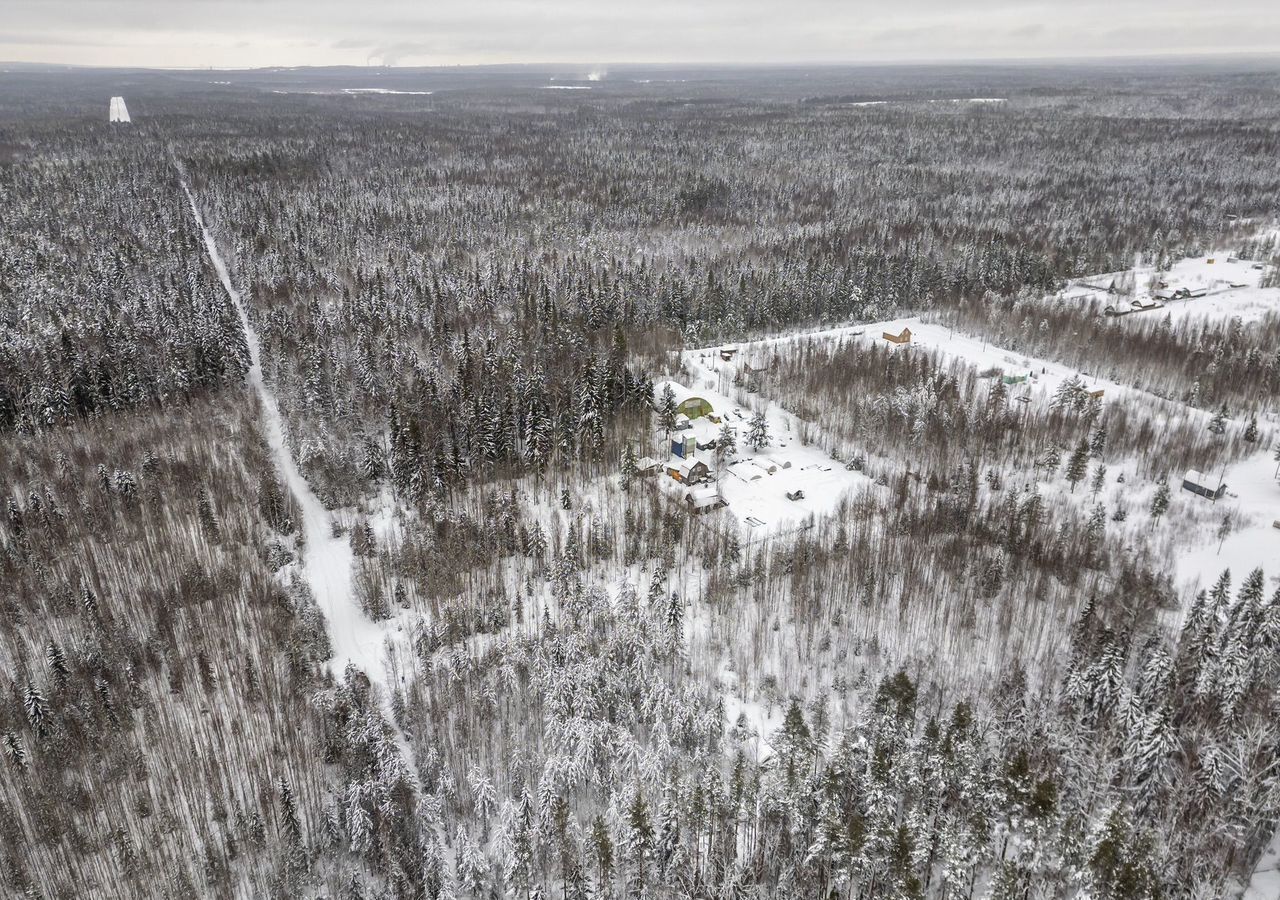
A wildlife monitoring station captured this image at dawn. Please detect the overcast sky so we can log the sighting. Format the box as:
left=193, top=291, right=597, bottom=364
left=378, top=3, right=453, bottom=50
left=1, top=0, right=1278, bottom=68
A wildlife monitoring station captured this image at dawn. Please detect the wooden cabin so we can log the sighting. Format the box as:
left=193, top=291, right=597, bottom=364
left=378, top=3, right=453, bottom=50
left=1182, top=469, right=1226, bottom=501
left=883, top=327, right=913, bottom=345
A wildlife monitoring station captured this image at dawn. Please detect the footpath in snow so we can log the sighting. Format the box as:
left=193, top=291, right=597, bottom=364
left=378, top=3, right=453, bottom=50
left=176, top=170, right=399, bottom=693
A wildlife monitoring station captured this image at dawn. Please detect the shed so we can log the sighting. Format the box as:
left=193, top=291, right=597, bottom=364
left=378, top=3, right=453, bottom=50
left=671, top=434, right=696, bottom=459
left=1182, top=469, right=1226, bottom=501
left=1186, top=287, right=1208, bottom=298
left=635, top=456, right=662, bottom=476
left=883, top=327, right=913, bottom=345
left=685, top=488, right=725, bottom=514
left=720, top=347, right=739, bottom=361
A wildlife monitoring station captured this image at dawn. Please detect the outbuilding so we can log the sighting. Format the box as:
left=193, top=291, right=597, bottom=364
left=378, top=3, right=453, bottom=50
left=635, top=456, right=662, bottom=477
left=685, top=487, right=725, bottom=514
left=883, top=327, right=913, bottom=345
left=1182, top=469, right=1226, bottom=501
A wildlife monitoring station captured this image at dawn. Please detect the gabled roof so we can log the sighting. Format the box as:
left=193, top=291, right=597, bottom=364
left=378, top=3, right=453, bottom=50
left=1183, top=469, right=1223, bottom=490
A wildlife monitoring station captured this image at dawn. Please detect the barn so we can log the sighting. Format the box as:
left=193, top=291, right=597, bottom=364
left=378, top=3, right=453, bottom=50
left=1182, top=469, right=1226, bottom=501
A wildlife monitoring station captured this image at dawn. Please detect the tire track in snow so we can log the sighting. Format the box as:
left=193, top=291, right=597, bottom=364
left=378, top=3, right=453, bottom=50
left=175, top=164, right=417, bottom=774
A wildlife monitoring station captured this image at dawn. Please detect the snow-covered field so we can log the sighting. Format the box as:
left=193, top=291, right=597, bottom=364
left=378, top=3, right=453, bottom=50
left=1063, top=252, right=1278, bottom=325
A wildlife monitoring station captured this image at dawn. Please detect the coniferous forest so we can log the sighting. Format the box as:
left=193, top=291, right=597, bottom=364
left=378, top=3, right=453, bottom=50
left=1, top=62, right=1279, bottom=899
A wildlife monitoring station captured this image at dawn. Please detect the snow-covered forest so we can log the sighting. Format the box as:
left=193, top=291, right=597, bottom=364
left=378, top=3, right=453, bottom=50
left=1, top=62, right=1279, bottom=899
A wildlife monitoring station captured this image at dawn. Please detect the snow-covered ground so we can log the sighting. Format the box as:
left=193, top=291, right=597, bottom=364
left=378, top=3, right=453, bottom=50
left=1174, top=451, right=1280, bottom=595
left=1063, top=252, right=1278, bottom=326
left=652, top=375, right=874, bottom=537
left=1245, top=827, right=1280, bottom=900
left=682, top=316, right=1278, bottom=596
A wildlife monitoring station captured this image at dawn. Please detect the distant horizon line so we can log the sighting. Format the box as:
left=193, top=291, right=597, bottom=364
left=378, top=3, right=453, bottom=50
left=4, top=49, right=1280, bottom=74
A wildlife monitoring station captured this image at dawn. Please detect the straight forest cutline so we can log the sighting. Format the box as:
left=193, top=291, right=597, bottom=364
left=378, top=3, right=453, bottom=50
left=170, top=153, right=420, bottom=783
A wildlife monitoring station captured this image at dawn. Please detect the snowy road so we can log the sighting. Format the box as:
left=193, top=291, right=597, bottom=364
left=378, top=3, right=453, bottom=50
left=176, top=171, right=400, bottom=693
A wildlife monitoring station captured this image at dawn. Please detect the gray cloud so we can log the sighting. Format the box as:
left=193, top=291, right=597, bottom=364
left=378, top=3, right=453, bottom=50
left=0, top=0, right=1277, bottom=67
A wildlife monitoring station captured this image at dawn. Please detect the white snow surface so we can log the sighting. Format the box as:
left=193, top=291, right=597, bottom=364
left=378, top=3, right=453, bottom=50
left=1063, top=253, right=1279, bottom=326
left=108, top=96, right=131, bottom=123
left=341, top=88, right=433, bottom=95
left=1246, top=825, right=1280, bottom=899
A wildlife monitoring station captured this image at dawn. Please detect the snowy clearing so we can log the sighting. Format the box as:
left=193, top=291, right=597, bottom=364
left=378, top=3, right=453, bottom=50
left=1063, top=251, right=1278, bottom=326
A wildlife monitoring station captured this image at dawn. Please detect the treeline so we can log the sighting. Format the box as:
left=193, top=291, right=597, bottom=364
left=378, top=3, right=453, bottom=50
left=749, top=334, right=1261, bottom=485
left=342, top=469, right=1278, bottom=898
left=0, top=126, right=249, bottom=432
left=0, top=396, right=416, bottom=896
left=939, top=292, right=1280, bottom=415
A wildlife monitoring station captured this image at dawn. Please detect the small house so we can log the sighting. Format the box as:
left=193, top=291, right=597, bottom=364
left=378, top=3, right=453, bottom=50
left=1153, top=288, right=1178, bottom=301
left=685, top=487, right=725, bottom=514
left=675, top=413, right=692, bottom=430
left=883, top=327, right=912, bottom=345
left=635, top=456, right=662, bottom=477
left=1131, top=297, right=1160, bottom=311
left=1088, top=389, right=1105, bottom=400
left=1182, top=469, right=1226, bottom=501
left=785, top=489, right=805, bottom=501
left=667, top=458, right=710, bottom=484
left=1187, top=287, right=1208, bottom=298
left=1206, top=258, right=1215, bottom=265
